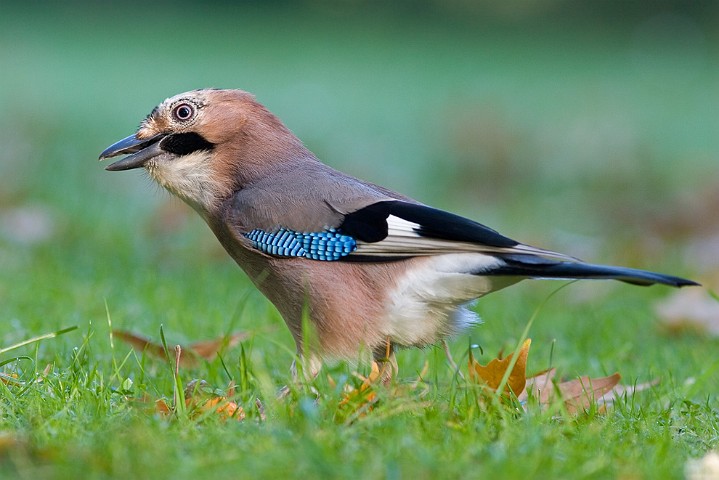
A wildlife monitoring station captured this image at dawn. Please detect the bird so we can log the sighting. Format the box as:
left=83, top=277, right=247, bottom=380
left=99, top=88, right=698, bottom=379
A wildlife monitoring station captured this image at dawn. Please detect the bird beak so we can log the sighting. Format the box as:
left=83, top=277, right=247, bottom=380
left=99, top=133, right=166, bottom=171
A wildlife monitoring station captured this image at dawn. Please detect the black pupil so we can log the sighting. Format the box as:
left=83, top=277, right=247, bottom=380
left=176, top=105, right=192, bottom=120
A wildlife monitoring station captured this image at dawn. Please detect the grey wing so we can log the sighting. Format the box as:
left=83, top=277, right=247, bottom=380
left=225, top=162, right=405, bottom=232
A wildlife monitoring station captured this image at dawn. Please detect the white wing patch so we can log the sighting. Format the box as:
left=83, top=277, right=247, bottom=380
left=380, top=253, right=519, bottom=347
left=354, top=215, right=578, bottom=262
left=386, top=214, right=421, bottom=237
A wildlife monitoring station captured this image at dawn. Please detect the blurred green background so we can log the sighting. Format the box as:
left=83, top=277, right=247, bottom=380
left=0, top=0, right=717, bottom=355
left=1, top=3, right=718, bottom=477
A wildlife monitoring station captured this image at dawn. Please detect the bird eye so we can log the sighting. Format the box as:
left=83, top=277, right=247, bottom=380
left=172, top=103, right=195, bottom=122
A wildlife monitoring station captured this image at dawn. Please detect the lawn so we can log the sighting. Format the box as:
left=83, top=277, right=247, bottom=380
left=1, top=3, right=718, bottom=478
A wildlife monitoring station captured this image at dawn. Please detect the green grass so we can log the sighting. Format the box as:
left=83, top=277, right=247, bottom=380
left=1, top=3, right=718, bottom=479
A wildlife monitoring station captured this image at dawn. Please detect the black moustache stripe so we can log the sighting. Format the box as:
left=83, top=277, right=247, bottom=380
left=161, top=132, right=215, bottom=155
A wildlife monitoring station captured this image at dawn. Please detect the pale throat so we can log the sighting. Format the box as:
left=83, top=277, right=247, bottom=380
left=145, top=151, right=225, bottom=214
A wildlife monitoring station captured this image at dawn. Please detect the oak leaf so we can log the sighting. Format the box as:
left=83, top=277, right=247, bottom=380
left=469, top=339, right=531, bottom=396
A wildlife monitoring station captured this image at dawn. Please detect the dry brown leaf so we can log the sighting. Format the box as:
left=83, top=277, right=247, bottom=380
left=187, top=333, right=248, bottom=360
left=114, top=330, right=166, bottom=359
left=469, top=339, right=531, bottom=396
left=155, top=381, right=245, bottom=422
left=519, top=369, right=655, bottom=414
left=559, top=373, right=621, bottom=414
left=155, top=398, right=171, bottom=415
left=0, top=372, right=21, bottom=386
left=198, top=397, right=245, bottom=421
left=339, top=361, right=381, bottom=406
left=470, top=339, right=656, bottom=414
left=113, top=330, right=248, bottom=367
left=518, top=368, right=557, bottom=404
left=598, top=379, right=660, bottom=408
left=521, top=369, right=621, bottom=413
left=655, top=289, right=719, bottom=337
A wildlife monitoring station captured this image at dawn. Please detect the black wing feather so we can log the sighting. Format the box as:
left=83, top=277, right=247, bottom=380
left=491, top=254, right=698, bottom=287
left=339, top=200, right=519, bottom=247
left=338, top=202, right=391, bottom=242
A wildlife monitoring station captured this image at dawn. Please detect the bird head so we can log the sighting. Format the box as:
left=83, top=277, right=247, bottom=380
left=99, top=88, right=310, bottom=214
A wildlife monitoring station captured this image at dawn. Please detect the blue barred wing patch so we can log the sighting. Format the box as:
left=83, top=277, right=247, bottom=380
left=244, top=228, right=356, bottom=261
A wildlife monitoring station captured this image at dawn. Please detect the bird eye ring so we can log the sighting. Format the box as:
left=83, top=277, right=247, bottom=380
left=172, top=103, right=195, bottom=122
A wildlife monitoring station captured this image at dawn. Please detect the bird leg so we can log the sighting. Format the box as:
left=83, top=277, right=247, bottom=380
left=373, top=337, right=398, bottom=384
left=441, top=339, right=465, bottom=380
left=289, top=353, right=323, bottom=382
left=278, top=353, right=323, bottom=399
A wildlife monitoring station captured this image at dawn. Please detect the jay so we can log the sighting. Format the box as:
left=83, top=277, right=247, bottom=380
left=99, top=89, right=697, bottom=378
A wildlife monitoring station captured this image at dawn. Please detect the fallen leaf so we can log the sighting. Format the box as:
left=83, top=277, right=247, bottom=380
left=655, top=289, right=719, bottom=337
left=334, top=361, right=385, bottom=423
left=113, top=330, right=248, bottom=367
left=558, top=373, right=621, bottom=415
left=519, top=369, right=656, bottom=414
left=155, top=380, right=245, bottom=421
left=469, top=339, right=531, bottom=396
left=339, top=361, right=382, bottom=407
left=155, top=398, right=171, bottom=415
left=598, top=379, right=660, bottom=408
left=188, top=333, right=247, bottom=360
left=518, top=368, right=556, bottom=404
left=114, top=330, right=169, bottom=360
left=470, top=338, right=657, bottom=414
left=198, top=396, right=245, bottom=421
left=0, top=372, right=21, bottom=386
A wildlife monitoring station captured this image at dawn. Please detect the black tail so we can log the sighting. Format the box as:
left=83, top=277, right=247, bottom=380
left=490, top=255, right=699, bottom=288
